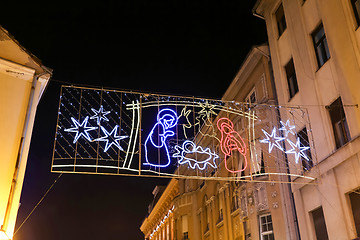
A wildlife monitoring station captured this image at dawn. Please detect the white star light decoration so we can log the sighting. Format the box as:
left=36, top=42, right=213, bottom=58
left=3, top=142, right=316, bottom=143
left=65, top=116, right=98, bottom=143
left=279, top=120, right=296, bottom=137
left=285, top=138, right=310, bottom=164
left=64, top=105, right=127, bottom=153
left=94, top=125, right=128, bottom=152
left=259, top=127, right=285, bottom=153
left=90, top=105, right=110, bottom=125
left=260, top=120, right=312, bottom=165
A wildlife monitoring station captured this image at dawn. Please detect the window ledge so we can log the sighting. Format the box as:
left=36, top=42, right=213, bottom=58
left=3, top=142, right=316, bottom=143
left=277, top=29, right=287, bottom=40
left=231, top=208, right=240, bottom=217
left=216, top=219, right=224, bottom=228
left=320, top=134, right=360, bottom=162
left=315, top=57, right=331, bottom=73
left=293, top=135, right=360, bottom=187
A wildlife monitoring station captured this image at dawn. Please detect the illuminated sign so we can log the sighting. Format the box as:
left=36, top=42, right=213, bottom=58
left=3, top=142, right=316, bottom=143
left=52, top=86, right=317, bottom=183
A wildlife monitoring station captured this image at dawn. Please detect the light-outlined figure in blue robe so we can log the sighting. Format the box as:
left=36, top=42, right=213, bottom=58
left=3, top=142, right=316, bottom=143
left=144, top=108, right=178, bottom=168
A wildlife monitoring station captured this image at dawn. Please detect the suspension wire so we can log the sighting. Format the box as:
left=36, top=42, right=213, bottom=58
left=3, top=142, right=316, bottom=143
left=14, top=173, right=63, bottom=236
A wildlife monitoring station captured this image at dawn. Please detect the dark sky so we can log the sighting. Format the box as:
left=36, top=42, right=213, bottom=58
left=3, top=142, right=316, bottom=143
left=2, top=1, right=267, bottom=239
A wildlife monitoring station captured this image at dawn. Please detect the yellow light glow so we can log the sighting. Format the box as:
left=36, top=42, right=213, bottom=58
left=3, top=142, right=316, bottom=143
left=0, top=230, right=11, bottom=240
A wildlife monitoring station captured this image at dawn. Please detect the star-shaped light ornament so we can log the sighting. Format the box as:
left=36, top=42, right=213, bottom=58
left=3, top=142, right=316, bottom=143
left=90, top=105, right=111, bottom=125
left=94, top=125, right=128, bottom=152
left=279, top=120, right=296, bottom=137
left=198, top=101, right=217, bottom=118
left=259, top=127, right=285, bottom=153
left=64, top=116, right=98, bottom=143
left=285, top=138, right=310, bottom=164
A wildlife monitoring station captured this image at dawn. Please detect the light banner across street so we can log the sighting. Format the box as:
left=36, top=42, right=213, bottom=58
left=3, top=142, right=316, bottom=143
left=52, top=85, right=318, bottom=183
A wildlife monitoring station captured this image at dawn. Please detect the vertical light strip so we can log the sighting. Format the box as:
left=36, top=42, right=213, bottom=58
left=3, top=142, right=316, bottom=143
left=248, top=110, right=254, bottom=178
left=252, top=110, right=260, bottom=173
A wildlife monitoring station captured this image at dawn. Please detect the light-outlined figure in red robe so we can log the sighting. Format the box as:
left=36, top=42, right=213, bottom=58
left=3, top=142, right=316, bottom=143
left=217, top=117, right=247, bottom=173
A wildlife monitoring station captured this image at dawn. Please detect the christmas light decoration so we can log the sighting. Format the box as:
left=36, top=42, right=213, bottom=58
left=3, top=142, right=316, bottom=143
left=195, top=102, right=218, bottom=140
left=173, top=140, right=218, bottom=170
left=122, top=100, right=140, bottom=169
left=144, top=108, right=178, bottom=167
left=53, top=86, right=317, bottom=183
left=127, top=101, right=257, bottom=120
left=94, top=125, right=128, bottom=152
left=149, top=206, right=174, bottom=239
left=90, top=105, right=110, bottom=125
left=180, top=106, right=192, bottom=139
left=259, top=127, right=285, bottom=153
left=279, top=120, right=296, bottom=137
left=198, top=101, right=217, bottom=117
left=64, top=116, right=98, bottom=143
left=285, top=138, right=310, bottom=164
left=217, top=117, right=247, bottom=173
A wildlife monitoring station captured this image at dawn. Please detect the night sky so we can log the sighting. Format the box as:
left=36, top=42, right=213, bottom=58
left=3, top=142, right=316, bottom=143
left=1, top=1, right=267, bottom=239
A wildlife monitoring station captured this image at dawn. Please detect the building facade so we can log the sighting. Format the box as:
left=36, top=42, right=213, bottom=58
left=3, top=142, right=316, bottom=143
left=0, top=26, right=51, bottom=239
left=141, top=45, right=299, bottom=240
left=141, top=179, right=178, bottom=240
left=254, top=0, right=360, bottom=239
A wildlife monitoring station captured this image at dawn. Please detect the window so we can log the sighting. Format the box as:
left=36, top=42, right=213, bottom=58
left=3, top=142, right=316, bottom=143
left=312, top=23, right=330, bottom=68
left=182, top=215, right=188, bottom=239
left=246, top=87, right=257, bottom=108
left=349, top=190, right=360, bottom=237
left=327, top=97, right=350, bottom=148
left=259, top=152, right=265, bottom=174
left=243, top=220, right=251, bottom=240
left=250, top=140, right=265, bottom=175
left=232, top=193, right=240, bottom=212
left=253, top=150, right=266, bottom=175
left=275, top=3, right=287, bottom=37
left=217, top=192, right=224, bottom=224
left=218, top=208, right=224, bottom=223
left=351, top=0, right=360, bottom=27
left=285, top=59, right=299, bottom=99
left=204, top=198, right=210, bottom=234
left=297, top=127, right=313, bottom=171
left=311, top=207, right=329, bottom=240
left=259, top=214, right=275, bottom=240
